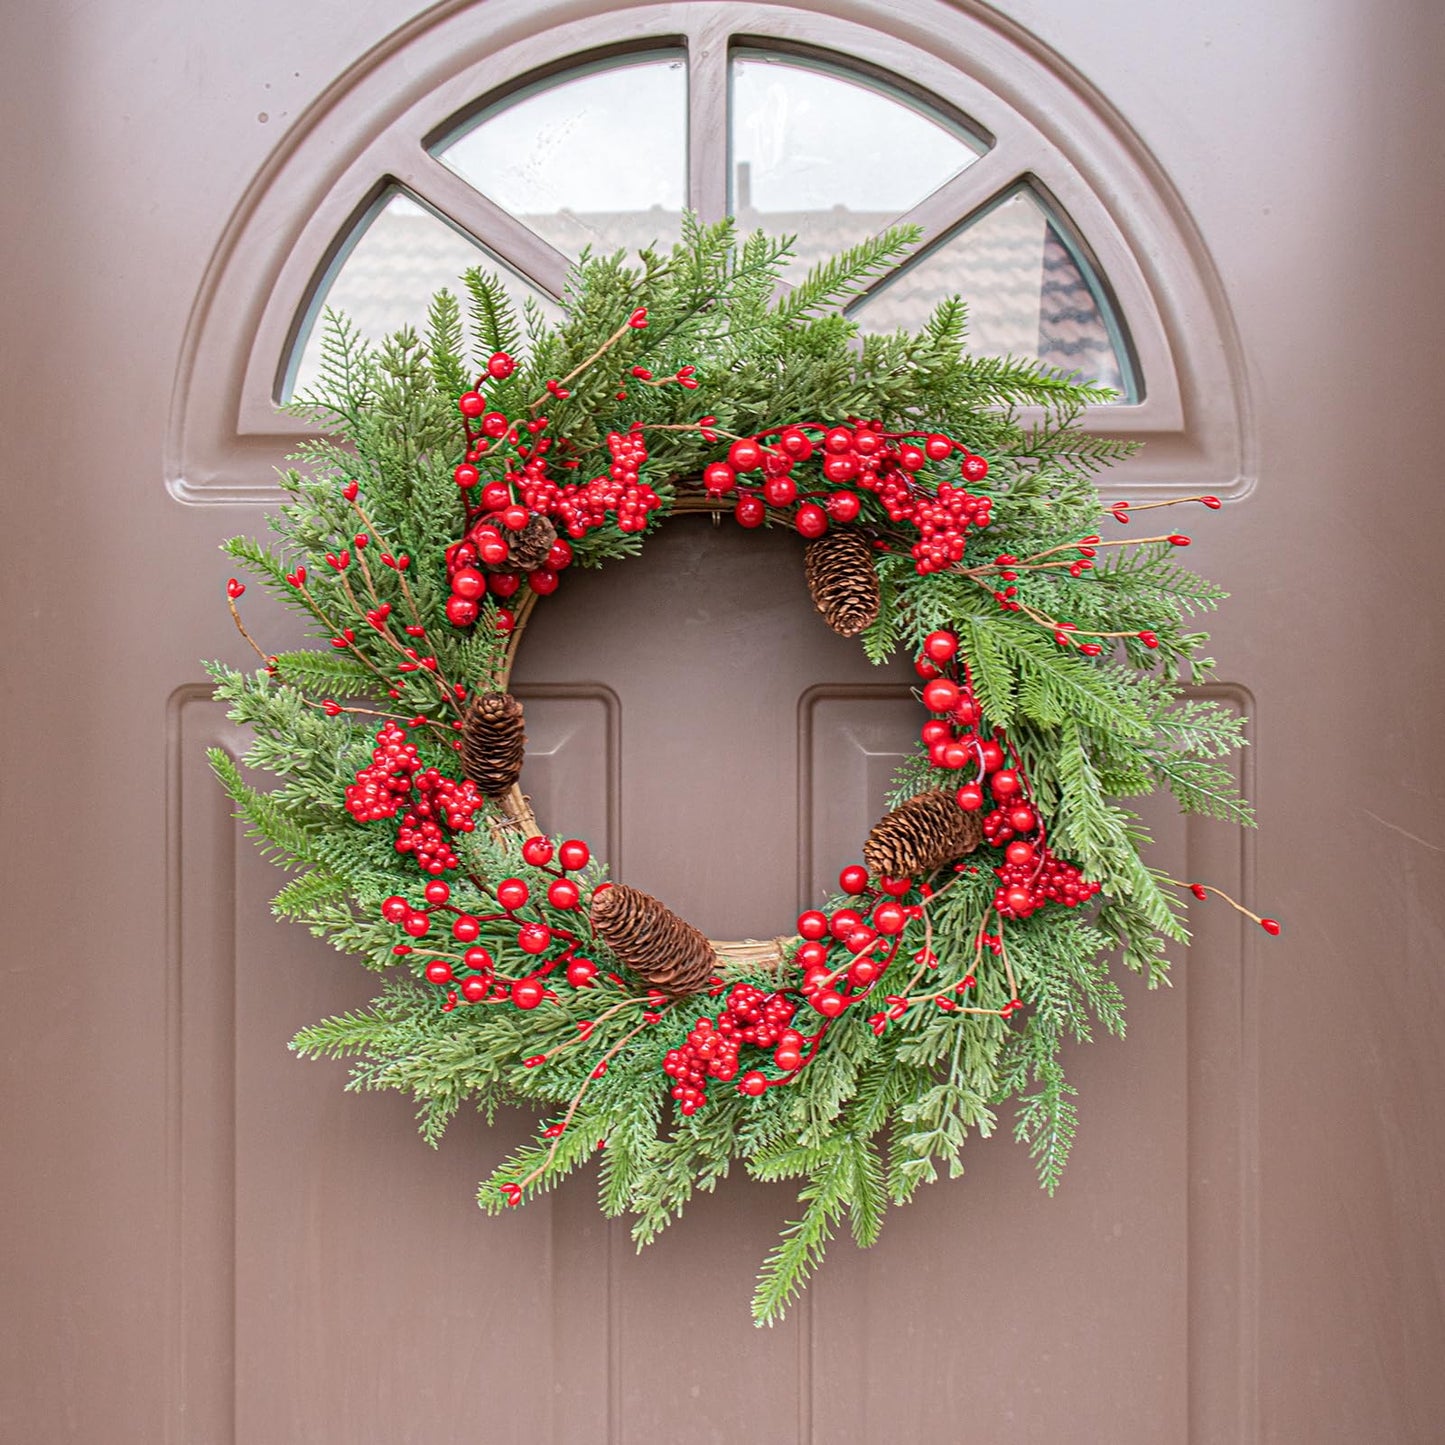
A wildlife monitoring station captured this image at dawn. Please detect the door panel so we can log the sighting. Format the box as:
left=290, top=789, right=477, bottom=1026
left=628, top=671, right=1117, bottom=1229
left=6, top=2, right=1443, bottom=1442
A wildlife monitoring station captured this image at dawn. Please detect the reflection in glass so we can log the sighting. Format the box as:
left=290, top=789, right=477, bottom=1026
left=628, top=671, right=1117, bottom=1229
left=434, top=57, right=688, bottom=261
left=730, top=52, right=984, bottom=274
left=851, top=189, right=1132, bottom=397
left=288, top=191, right=558, bottom=398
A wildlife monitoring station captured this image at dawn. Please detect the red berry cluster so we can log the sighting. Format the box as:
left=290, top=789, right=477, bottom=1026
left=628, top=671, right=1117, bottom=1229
left=662, top=984, right=798, bottom=1114
left=913, top=629, right=1101, bottom=920
left=344, top=721, right=482, bottom=874
left=446, top=355, right=665, bottom=624
left=703, top=423, right=992, bottom=575
left=992, top=839, right=1100, bottom=920
left=795, top=869, right=916, bottom=1019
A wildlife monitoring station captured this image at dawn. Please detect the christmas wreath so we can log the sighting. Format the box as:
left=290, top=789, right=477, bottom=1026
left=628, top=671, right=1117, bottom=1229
left=211, top=220, right=1273, bottom=1322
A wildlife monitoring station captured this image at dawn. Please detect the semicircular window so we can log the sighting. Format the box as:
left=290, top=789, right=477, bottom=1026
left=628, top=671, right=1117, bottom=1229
left=283, top=43, right=1136, bottom=402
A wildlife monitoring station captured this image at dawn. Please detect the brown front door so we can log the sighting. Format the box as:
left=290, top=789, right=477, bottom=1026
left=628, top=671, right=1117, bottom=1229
left=5, top=3, right=1443, bottom=1442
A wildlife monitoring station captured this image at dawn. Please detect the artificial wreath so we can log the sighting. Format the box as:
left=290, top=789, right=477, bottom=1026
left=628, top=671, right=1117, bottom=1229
left=211, top=220, right=1274, bottom=1323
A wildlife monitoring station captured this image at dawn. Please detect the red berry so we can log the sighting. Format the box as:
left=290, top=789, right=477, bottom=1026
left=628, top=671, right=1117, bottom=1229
left=797, top=910, right=829, bottom=941
left=1005, top=841, right=1035, bottom=866
left=494, top=608, right=515, bottom=634
left=839, top=864, right=870, bottom=894
left=990, top=769, right=1022, bottom=799
left=921, top=678, right=961, bottom=713
left=425, top=960, right=453, bottom=985
left=458, top=391, right=485, bottom=418
left=528, top=568, right=559, bottom=596
left=822, top=453, right=857, bottom=483
left=1260, top=918, right=1281, bottom=935
left=547, top=878, right=580, bottom=910
left=915, top=657, right=942, bottom=680
left=826, top=491, right=861, bottom=522
left=566, top=957, right=599, bottom=988
left=921, top=719, right=952, bottom=745
left=873, top=902, right=906, bottom=935
left=425, top=881, right=451, bottom=905
left=451, top=568, right=485, bottom=600
left=703, top=462, right=736, bottom=494
left=823, top=427, right=853, bottom=454
left=764, top=475, right=799, bottom=508
left=1169, top=534, right=1191, bottom=547
left=738, top=1071, right=768, bottom=1097
left=464, top=947, right=493, bottom=973
left=923, top=630, right=958, bottom=662
left=403, top=912, right=430, bottom=938
left=961, top=453, right=990, bottom=482
left=454, top=463, right=480, bottom=489
left=728, top=438, right=763, bottom=472
left=480, top=481, right=511, bottom=511
left=774, top=1047, right=803, bottom=1072
left=522, top=836, right=554, bottom=867
left=452, top=914, right=481, bottom=942
left=925, top=434, right=953, bottom=460
left=829, top=909, right=864, bottom=940
left=512, top=978, right=545, bottom=1009
left=445, top=595, right=478, bottom=627
left=382, top=895, right=409, bottom=923
left=779, top=428, right=814, bottom=460
left=734, top=495, right=765, bottom=528
left=795, top=502, right=828, bottom=538
left=956, top=783, right=984, bottom=811
left=497, top=878, right=529, bottom=911
left=978, top=741, right=1005, bottom=773
left=546, top=539, right=574, bottom=571
left=482, top=412, right=510, bottom=439
left=517, top=922, right=551, bottom=955
left=1007, top=806, right=1036, bottom=833
left=813, top=990, right=847, bottom=1018
left=879, top=876, right=911, bottom=897
left=461, top=977, right=489, bottom=1002
left=558, top=839, right=590, bottom=871
left=487, top=351, right=515, bottom=379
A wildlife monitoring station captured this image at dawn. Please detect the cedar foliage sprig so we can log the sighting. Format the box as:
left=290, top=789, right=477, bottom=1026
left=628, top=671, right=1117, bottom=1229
left=209, top=218, right=1252, bottom=1325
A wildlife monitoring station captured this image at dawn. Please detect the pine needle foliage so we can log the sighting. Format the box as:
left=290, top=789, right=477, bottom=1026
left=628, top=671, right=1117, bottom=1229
left=209, top=219, right=1251, bottom=1325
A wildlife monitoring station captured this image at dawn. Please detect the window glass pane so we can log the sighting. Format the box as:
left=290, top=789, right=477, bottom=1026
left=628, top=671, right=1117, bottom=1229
left=730, top=52, right=984, bottom=273
left=288, top=191, right=558, bottom=399
left=850, top=188, right=1133, bottom=398
left=433, top=56, right=687, bottom=261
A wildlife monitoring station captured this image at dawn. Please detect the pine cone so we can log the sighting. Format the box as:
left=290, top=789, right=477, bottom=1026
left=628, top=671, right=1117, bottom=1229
left=460, top=692, right=527, bottom=797
left=488, top=514, right=557, bottom=573
left=863, top=789, right=983, bottom=880
left=804, top=530, right=881, bottom=637
left=589, top=883, right=716, bottom=998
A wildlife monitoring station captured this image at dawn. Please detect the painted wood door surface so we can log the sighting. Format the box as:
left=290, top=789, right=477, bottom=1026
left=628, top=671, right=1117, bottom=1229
left=4, top=2, right=1443, bottom=1441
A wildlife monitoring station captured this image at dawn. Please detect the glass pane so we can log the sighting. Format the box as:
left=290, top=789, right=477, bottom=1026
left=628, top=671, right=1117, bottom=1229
left=288, top=191, right=558, bottom=398
left=433, top=56, right=687, bottom=261
left=730, top=52, right=984, bottom=274
left=850, top=188, right=1133, bottom=397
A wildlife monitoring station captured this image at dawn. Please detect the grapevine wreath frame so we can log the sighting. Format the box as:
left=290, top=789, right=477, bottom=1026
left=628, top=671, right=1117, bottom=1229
left=211, top=220, right=1274, bottom=1323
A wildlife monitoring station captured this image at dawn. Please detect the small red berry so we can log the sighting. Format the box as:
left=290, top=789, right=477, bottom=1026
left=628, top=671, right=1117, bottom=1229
left=381, top=895, right=409, bottom=923
left=425, top=960, right=453, bottom=985
left=956, top=783, right=984, bottom=811
left=921, top=678, right=961, bottom=714
left=1260, top=918, right=1281, bottom=936
left=922, top=630, right=958, bottom=662
left=797, top=910, right=829, bottom=941
left=825, top=490, right=861, bottom=522
left=547, top=878, right=581, bottom=910
left=512, top=978, right=545, bottom=1009
left=496, top=878, right=529, bottom=911
left=734, top=495, right=765, bottom=528
left=795, top=502, right=828, bottom=538
left=558, top=839, right=590, bottom=871
left=566, top=957, right=598, bottom=988
left=458, top=391, right=485, bottom=417
left=454, top=463, right=480, bottom=489
left=839, top=864, right=870, bottom=895
left=452, top=914, right=481, bottom=943
left=445, top=595, right=478, bottom=627
left=517, top=922, right=552, bottom=955
left=703, top=462, right=736, bottom=494
left=738, top=1071, right=768, bottom=1097
left=728, top=438, right=764, bottom=472
left=522, top=836, right=554, bottom=867
left=487, top=351, right=515, bottom=379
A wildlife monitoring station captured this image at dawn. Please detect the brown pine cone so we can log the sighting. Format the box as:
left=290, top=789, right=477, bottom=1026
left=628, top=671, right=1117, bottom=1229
left=862, top=789, right=983, bottom=880
left=487, top=514, right=557, bottom=573
left=460, top=692, right=526, bottom=797
left=803, top=530, right=881, bottom=637
left=589, top=883, right=716, bottom=998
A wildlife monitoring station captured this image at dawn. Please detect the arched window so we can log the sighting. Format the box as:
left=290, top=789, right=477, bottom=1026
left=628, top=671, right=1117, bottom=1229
left=287, top=44, right=1135, bottom=402
left=171, top=3, right=1245, bottom=503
